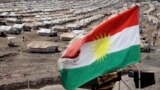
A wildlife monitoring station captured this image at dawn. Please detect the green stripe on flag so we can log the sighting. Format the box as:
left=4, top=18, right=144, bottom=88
left=60, top=45, right=141, bottom=90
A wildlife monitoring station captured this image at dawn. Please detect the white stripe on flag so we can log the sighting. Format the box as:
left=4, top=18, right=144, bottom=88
left=58, top=25, right=140, bottom=70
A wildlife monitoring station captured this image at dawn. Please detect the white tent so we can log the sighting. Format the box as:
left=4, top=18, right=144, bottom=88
left=37, top=28, right=57, bottom=36
left=0, top=25, right=20, bottom=34
left=60, top=32, right=76, bottom=41
left=72, top=30, right=85, bottom=35
left=52, top=25, right=68, bottom=32
left=6, top=18, right=19, bottom=22
left=0, top=25, right=12, bottom=32
left=1, top=12, right=9, bottom=16
left=13, top=24, right=24, bottom=29
left=27, top=41, right=58, bottom=53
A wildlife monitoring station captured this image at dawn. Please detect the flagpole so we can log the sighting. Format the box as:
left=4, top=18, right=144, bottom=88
left=138, top=62, right=141, bottom=90
left=119, top=81, right=121, bottom=90
left=126, top=0, right=142, bottom=90
left=138, top=0, right=142, bottom=90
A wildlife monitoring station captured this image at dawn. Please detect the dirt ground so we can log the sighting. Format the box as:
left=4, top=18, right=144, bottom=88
left=0, top=12, right=110, bottom=90
left=1, top=1, right=160, bottom=90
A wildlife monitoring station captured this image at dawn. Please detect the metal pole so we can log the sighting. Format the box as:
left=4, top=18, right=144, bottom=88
left=138, top=63, right=141, bottom=90
left=119, top=81, right=121, bottom=90
left=138, top=0, right=142, bottom=89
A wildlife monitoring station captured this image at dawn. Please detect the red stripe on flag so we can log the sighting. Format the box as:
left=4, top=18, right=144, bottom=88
left=84, top=6, right=139, bottom=42
left=62, top=6, right=139, bottom=59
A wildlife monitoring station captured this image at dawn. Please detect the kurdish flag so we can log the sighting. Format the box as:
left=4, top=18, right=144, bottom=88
left=58, top=6, right=141, bottom=90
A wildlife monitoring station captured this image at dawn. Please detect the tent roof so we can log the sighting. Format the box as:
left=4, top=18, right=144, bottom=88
left=0, top=25, right=12, bottom=31
left=13, top=24, right=24, bottom=29
left=27, top=41, right=57, bottom=49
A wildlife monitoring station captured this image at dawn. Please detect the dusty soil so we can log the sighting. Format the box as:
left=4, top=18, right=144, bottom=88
left=1, top=1, right=160, bottom=90
left=0, top=10, right=110, bottom=90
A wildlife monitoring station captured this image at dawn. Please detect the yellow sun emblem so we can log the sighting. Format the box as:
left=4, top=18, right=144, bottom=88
left=93, top=34, right=111, bottom=61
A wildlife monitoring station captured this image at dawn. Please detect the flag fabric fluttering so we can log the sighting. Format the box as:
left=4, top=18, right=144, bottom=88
left=58, top=5, right=141, bottom=90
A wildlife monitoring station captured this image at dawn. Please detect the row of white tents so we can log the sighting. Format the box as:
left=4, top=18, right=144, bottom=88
left=143, top=15, right=160, bottom=29
left=143, top=2, right=160, bottom=29
left=0, top=0, right=112, bottom=13
left=143, top=2, right=155, bottom=15
left=0, top=0, right=119, bottom=30
left=66, top=14, right=104, bottom=30
left=0, top=0, right=122, bottom=53
left=27, top=29, right=86, bottom=53
left=141, top=1, right=160, bottom=51
left=0, top=24, right=24, bottom=35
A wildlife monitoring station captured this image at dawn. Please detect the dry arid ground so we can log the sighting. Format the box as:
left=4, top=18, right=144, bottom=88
left=0, top=1, right=160, bottom=90
left=0, top=14, right=109, bottom=90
